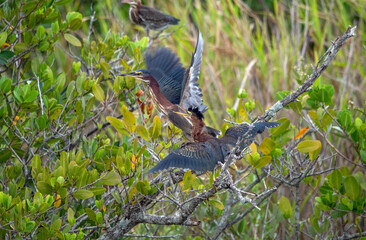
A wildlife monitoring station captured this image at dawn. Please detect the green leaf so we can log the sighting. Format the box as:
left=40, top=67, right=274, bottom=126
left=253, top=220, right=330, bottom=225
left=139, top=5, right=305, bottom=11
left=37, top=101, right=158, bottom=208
left=270, top=118, right=289, bottom=136
left=36, top=26, right=45, bottom=40
left=66, top=12, right=83, bottom=30
left=337, top=110, right=353, bottom=129
left=64, top=33, right=81, bottom=47
left=312, top=217, right=321, bottom=233
left=89, top=187, right=106, bottom=195
left=252, top=155, right=272, bottom=169
left=50, top=219, right=62, bottom=232
left=38, top=40, right=49, bottom=51
left=136, top=124, right=150, bottom=141
left=182, top=170, right=196, bottom=190
left=67, top=208, right=75, bottom=225
left=297, top=140, right=321, bottom=153
left=327, top=169, right=342, bottom=191
left=37, top=182, right=53, bottom=195
left=258, top=137, right=275, bottom=155
left=25, top=221, right=36, bottom=232
left=99, top=171, right=121, bottom=186
left=55, top=0, right=73, bottom=5
left=322, top=109, right=334, bottom=130
left=100, top=60, right=110, bottom=78
left=106, top=116, right=129, bottom=135
left=92, top=84, right=105, bottom=102
left=25, top=90, right=38, bottom=103
left=150, top=115, right=161, bottom=139
left=121, top=105, right=136, bottom=133
left=344, top=176, right=361, bottom=200
left=96, top=212, right=103, bottom=224
left=309, top=110, right=321, bottom=128
left=0, top=51, right=15, bottom=65
left=209, top=199, right=224, bottom=210
left=74, top=189, right=94, bottom=199
left=136, top=181, right=150, bottom=195
left=0, top=32, right=8, bottom=47
left=85, top=208, right=96, bottom=222
left=0, top=76, right=12, bottom=93
left=279, top=196, right=293, bottom=219
left=14, top=42, right=28, bottom=53
left=0, top=149, right=12, bottom=164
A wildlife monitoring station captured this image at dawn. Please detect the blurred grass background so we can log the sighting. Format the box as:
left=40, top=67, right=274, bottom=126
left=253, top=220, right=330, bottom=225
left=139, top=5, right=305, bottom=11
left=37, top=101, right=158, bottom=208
left=74, top=0, right=364, bottom=130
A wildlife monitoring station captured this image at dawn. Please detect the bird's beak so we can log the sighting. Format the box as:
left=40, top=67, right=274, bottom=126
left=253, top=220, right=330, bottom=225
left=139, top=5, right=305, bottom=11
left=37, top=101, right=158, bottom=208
left=120, top=72, right=137, bottom=77
left=120, top=72, right=148, bottom=82
left=173, top=111, right=191, bottom=118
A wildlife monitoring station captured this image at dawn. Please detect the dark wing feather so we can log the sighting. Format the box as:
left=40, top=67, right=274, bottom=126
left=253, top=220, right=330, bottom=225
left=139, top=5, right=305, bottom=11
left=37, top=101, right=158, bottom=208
left=179, top=24, right=207, bottom=113
left=148, top=140, right=225, bottom=174
left=222, top=122, right=282, bottom=147
left=146, top=47, right=185, bottom=104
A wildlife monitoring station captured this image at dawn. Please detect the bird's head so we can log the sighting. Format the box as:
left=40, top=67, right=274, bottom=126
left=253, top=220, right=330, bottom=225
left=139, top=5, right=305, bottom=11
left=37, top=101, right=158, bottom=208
left=120, top=69, right=151, bottom=82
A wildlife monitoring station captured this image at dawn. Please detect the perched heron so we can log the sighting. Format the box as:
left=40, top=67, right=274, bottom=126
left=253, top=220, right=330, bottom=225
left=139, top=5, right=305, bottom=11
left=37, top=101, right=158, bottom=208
left=149, top=108, right=282, bottom=173
left=121, top=25, right=220, bottom=141
left=122, top=0, right=179, bottom=37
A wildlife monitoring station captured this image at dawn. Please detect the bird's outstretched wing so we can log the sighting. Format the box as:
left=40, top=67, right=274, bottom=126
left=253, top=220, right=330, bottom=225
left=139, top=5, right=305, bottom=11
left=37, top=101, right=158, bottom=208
left=146, top=47, right=186, bottom=104
left=179, top=24, right=207, bottom=113
left=222, top=122, right=282, bottom=147
left=148, top=140, right=226, bottom=174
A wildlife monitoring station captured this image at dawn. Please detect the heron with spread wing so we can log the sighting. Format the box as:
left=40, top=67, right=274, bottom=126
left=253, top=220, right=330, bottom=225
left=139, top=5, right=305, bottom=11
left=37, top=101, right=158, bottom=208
left=148, top=108, right=281, bottom=173
left=121, top=24, right=219, bottom=141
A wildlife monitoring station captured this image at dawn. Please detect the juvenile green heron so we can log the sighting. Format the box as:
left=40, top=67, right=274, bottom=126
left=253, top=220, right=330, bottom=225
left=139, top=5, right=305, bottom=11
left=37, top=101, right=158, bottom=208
left=122, top=0, right=179, bottom=37
left=149, top=108, right=281, bottom=173
left=121, top=25, right=219, bottom=140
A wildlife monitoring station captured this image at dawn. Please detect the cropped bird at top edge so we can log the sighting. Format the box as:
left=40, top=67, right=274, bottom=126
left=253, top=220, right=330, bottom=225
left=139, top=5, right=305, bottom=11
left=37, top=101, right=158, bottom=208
left=148, top=108, right=282, bottom=174
left=122, top=0, right=180, bottom=37
left=120, top=24, right=220, bottom=141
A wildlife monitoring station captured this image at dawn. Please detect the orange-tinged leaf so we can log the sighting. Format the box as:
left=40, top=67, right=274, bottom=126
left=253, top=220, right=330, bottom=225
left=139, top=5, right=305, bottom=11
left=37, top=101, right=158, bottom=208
left=54, top=194, right=61, bottom=207
left=137, top=99, right=145, bottom=114
left=146, top=99, right=154, bottom=118
left=294, top=128, right=309, bottom=139
left=135, top=89, right=144, bottom=97
left=1, top=43, right=10, bottom=48
left=131, top=155, right=136, bottom=170
left=102, top=205, right=106, bottom=212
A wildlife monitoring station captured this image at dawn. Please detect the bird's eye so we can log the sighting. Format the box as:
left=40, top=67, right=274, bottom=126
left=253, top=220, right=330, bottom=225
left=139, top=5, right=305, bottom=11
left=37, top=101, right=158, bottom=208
left=136, top=71, right=142, bottom=75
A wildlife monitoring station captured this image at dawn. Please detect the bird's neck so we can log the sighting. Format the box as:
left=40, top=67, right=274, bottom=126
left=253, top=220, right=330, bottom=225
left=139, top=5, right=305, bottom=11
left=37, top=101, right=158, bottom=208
left=148, top=76, right=175, bottom=113
left=192, top=115, right=211, bottom=142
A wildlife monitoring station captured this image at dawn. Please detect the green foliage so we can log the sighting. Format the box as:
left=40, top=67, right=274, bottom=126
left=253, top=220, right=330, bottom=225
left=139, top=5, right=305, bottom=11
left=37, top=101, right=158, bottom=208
left=313, top=170, right=366, bottom=221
